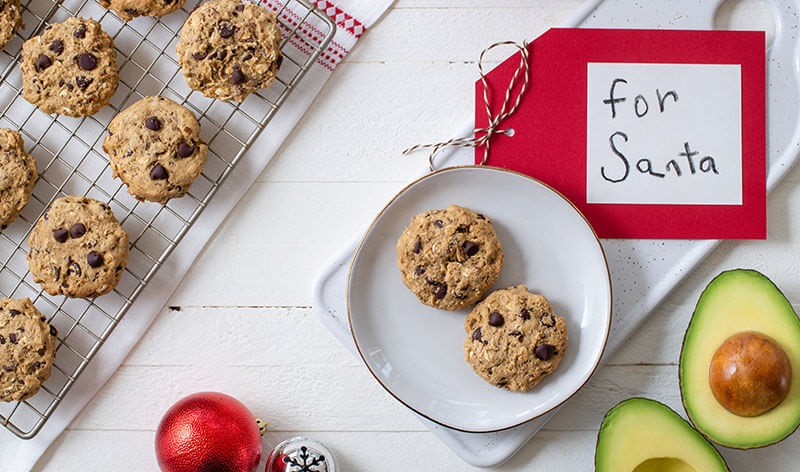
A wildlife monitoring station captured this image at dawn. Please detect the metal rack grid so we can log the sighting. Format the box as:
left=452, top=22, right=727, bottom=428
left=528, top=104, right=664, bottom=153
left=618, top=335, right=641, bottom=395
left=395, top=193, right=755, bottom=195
left=0, top=0, right=335, bottom=439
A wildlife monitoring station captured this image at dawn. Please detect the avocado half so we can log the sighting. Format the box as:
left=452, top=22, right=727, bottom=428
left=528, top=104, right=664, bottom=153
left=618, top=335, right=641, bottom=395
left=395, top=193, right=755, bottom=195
left=680, top=269, right=800, bottom=449
left=595, top=397, right=728, bottom=471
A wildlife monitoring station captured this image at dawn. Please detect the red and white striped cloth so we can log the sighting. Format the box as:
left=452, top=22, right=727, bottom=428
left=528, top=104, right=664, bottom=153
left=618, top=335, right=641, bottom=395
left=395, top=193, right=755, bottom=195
left=268, top=0, right=387, bottom=70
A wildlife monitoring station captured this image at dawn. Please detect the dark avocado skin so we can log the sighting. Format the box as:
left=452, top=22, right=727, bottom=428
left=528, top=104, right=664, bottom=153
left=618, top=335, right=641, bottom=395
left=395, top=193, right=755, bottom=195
left=679, top=269, right=800, bottom=449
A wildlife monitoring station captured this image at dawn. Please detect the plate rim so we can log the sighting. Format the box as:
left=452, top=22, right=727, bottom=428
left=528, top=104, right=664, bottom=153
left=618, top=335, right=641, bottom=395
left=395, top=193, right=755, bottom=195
left=346, top=165, right=613, bottom=433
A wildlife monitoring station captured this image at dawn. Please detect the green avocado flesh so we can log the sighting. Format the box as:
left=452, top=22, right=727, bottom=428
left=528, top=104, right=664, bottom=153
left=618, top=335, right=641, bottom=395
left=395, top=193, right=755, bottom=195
left=680, top=269, right=800, bottom=449
left=595, top=398, right=728, bottom=472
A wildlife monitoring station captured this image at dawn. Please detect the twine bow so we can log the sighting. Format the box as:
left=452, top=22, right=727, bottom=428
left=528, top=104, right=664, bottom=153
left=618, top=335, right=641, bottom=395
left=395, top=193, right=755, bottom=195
left=402, top=40, right=530, bottom=171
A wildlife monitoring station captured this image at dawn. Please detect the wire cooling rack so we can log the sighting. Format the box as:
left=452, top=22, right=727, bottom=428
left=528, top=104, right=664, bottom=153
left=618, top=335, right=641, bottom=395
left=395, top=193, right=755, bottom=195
left=0, top=0, right=334, bottom=439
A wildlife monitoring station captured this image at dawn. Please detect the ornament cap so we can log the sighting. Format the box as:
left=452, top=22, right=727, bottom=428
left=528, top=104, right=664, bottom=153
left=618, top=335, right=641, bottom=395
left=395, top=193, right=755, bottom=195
left=266, top=437, right=336, bottom=472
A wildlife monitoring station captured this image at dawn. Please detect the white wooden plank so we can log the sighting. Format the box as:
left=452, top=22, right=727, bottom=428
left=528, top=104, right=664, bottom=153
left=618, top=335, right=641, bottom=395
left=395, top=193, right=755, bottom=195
left=73, top=362, right=689, bottom=434
left=260, top=61, right=476, bottom=184
left=69, top=364, right=423, bottom=431
left=35, top=431, right=156, bottom=472
left=348, top=6, right=581, bottom=64
left=170, top=182, right=403, bottom=306
left=394, top=0, right=583, bottom=10
left=124, top=307, right=358, bottom=367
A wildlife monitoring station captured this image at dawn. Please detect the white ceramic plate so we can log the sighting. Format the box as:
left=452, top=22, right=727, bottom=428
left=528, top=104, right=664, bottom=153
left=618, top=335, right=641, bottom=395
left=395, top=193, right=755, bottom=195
left=347, top=166, right=611, bottom=433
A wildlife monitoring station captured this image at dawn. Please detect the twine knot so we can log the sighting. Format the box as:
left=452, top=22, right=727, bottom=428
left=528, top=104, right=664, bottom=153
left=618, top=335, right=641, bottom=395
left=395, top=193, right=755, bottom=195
left=402, top=40, right=530, bottom=171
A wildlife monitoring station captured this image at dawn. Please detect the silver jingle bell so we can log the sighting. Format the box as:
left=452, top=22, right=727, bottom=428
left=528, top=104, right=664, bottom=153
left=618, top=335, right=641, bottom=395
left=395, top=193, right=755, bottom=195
left=266, top=436, right=336, bottom=472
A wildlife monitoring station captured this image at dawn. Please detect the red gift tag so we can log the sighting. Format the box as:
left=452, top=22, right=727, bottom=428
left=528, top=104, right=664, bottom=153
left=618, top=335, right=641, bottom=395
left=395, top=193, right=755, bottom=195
left=476, top=28, right=766, bottom=239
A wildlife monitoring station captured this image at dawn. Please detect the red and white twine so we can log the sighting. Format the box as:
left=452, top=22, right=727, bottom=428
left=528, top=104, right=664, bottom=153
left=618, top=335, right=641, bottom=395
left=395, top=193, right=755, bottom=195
left=402, top=40, right=530, bottom=171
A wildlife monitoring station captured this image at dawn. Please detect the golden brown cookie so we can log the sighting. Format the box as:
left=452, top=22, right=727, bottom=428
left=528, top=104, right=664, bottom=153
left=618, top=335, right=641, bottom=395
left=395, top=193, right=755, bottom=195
left=103, top=96, right=209, bottom=203
left=396, top=205, right=504, bottom=311
left=20, top=17, right=119, bottom=117
left=464, top=285, right=568, bottom=391
left=0, top=0, right=22, bottom=51
left=100, top=0, right=186, bottom=21
left=0, top=128, right=36, bottom=229
left=27, top=196, right=129, bottom=298
left=176, top=0, right=282, bottom=102
left=0, top=298, right=57, bottom=402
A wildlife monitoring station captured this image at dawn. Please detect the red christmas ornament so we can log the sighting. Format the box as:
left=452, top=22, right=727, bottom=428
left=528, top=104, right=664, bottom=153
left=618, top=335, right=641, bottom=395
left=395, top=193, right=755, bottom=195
left=155, top=392, right=263, bottom=472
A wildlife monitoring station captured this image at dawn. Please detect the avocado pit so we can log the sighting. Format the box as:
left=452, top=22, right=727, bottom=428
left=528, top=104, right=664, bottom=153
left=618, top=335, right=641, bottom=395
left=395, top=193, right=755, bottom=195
left=633, top=458, right=696, bottom=472
left=708, top=331, right=791, bottom=417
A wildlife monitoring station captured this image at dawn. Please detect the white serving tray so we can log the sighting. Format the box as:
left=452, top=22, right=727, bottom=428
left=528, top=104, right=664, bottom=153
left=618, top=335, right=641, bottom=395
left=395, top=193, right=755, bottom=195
left=312, top=0, right=800, bottom=467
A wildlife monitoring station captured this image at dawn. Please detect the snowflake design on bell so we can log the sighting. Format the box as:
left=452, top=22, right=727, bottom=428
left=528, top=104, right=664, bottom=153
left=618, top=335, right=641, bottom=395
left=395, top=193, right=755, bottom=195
left=268, top=437, right=335, bottom=472
left=283, top=445, right=327, bottom=472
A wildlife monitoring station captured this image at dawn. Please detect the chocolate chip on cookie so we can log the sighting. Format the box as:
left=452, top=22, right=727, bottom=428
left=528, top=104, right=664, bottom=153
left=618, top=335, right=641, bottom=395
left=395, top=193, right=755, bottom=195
left=103, top=96, right=209, bottom=203
left=176, top=142, right=194, bottom=158
left=145, top=116, right=161, bottom=131
left=176, top=0, right=282, bottom=102
left=150, top=164, right=168, bottom=180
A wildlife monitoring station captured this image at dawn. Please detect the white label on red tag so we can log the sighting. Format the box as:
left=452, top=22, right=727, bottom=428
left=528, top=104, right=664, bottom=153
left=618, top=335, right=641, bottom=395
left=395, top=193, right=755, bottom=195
left=586, top=63, right=742, bottom=205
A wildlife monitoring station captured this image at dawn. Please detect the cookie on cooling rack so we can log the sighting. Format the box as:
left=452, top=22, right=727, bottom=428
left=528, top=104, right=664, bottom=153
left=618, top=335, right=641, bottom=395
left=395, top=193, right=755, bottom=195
left=464, top=285, right=568, bottom=392
left=0, top=128, right=37, bottom=229
left=103, top=96, right=209, bottom=203
left=100, top=0, right=186, bottom=21
left=0, top=297, right=58, bottom=402
left=175, top=0, right=282, bottom=102
left=20, top=17, right=119, bottom=117
left=0, top=0, right=22, bottom=51
left=396, top=205, right=504, bottom=311
left=27, top=196, right=130, bottom=298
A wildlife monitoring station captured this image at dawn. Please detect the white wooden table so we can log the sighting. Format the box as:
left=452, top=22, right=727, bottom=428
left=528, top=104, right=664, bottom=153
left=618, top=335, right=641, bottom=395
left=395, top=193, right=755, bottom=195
left=33, top=1, right=800, bottom=470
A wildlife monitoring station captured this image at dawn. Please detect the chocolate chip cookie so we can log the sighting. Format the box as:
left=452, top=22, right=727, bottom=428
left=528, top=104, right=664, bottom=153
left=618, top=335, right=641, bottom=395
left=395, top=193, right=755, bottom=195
left=100, top=0, right=186, bottom=21
left=20, top=17, right=119, bottom=117
left=27, top=196, right=129, bottom=298
left=464, top=285, right=568, bottom=392
left=176, top=0, right=282, bottom=102
left=0, top=128, right=37, bottom=229
left=0, top=298, right=58, bottom=402
left=396, top=205, right=504, bottom=311
left=0, top=0, right=22, bottom=51
left=103, top=96, right=209, bottom=203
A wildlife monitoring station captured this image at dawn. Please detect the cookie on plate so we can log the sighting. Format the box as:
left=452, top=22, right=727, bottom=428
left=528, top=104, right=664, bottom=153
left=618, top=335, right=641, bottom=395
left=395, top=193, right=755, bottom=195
left=103, top=96, right=209, bottom=203
left=0, top=0, right=22, bottom=51
left=396, top=205, right=504, bottom=311
left=0, top=128, right=37, bottom=229
left=100, top=0, right=186, bottom=21
left=175, top=0, right=282, bottom=102
left=464, top=285, right=568, bottom=392
left=20, top=17, right=119, bottom=117
left=0, top=297, right=58, bottom=402
left=27, top=196, right=129, bottom=298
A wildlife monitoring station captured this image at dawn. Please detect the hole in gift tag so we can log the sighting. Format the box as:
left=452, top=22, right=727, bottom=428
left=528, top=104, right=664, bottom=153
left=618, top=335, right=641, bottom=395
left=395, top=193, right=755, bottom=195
left=714, top=0, right=775, bottom=47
